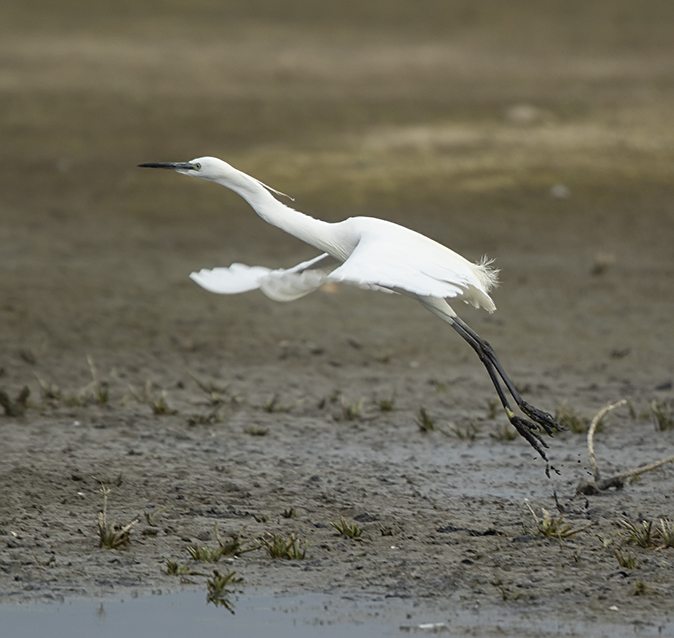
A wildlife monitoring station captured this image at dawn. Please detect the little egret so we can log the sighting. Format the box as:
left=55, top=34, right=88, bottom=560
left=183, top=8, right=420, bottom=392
left=139, top=157, right=563, bottom=461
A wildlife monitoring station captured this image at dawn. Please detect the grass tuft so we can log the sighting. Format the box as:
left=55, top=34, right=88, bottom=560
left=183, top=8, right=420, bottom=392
left=490, top=423, right=518, bottom=441
left=331, top=516, right=363, bottom=538
left=340, top=398, right=364, bottom=420
left=262, top=393, right=281, bottom=413
left=217, top=532, right=258, bottom=557
left=620, top=519, right=657, bottom=549
left=97, top=487, right=139, bottom=550
left=0, top=386, right=30, bottom=416
left=144, top=505, right=172, bottom=527
left=152, top=391, right=176, bottom=415
left=163, top=560, right=202, bottom=576
left=631, top=581, right=660, bottom=596
left=650, top=400, right=674, bottom=431
left=187, top=545, right=224, bottom=562
left=500, top=587, right=522, bottom=601
left=554, top=405, right=593, bottom=434
left=185, top=411, right=221, bottom=426
left=657, top=518, right=674, bottom=548
left=206, top=569, right=242, bottom=611
left=377, top=396, right=395, bottom=411
left=244, top=425, right=269, bottom=436
left=93, top=473, right=123, bottom=487
left=87, top=355, right=109, bottom=404
left=620, top=517, right=674, bottom=549
left=614, top=549, right=636, bottom=569
left=526, top=503, right=594, bottom=539
left=260, top=393, right=306, bottom=414
left=486, top=399, right=500, bottom=420
left=33, top=357, right=110, bottom=407
left=188, top=530, right=258, bottom=562
left=378, top=523, right=397, bottom=536
left=416, top=407, right=435, bottom=433
left=188, top=372, right=230, bottom=406
left=259, top=533, right=307, bottom=560
left=129, top=381, right=177, bottom=415
left=448, top=420, right=480, bottom=441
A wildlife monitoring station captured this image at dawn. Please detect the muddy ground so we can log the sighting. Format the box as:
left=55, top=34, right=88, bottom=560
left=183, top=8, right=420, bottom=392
left=1, top=0, right=673, bottom=632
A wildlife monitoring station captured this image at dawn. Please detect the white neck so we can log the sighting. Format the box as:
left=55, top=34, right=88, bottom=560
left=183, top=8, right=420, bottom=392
left=216, top=168, right=335, bottom=254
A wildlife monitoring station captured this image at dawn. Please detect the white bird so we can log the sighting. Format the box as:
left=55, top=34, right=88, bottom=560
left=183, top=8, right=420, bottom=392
left=139, top=156, right=563, bottom=462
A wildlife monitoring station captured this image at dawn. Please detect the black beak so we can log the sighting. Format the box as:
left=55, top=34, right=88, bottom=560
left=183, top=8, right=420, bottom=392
left=138, top=162, right=197, bottom=170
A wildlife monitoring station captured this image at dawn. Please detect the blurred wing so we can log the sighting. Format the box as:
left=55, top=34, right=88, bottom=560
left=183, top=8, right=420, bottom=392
left=327, top=234, right=496, bottom=311
left=190, top=253, right=339, bottom=302
left=190, top=263, right=272, bottom=294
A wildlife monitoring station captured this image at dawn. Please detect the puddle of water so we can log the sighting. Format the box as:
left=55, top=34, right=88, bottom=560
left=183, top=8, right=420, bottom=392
left=1, top=591, right=413, bottom=638
left=0, top=590, right=670, bottom=638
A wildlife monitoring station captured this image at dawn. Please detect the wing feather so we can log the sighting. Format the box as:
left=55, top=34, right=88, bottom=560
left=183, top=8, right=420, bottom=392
left=327, top=232, right=497, bottom=312
left=190, top=253, right=338, bottom=302
left=189, top=263, right=271, bottom=294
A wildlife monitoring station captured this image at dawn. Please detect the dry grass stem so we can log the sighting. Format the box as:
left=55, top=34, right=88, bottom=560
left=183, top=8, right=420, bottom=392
left=588, top=399, right=627, bottom=482
left=579, top=399, right=674, bottom=493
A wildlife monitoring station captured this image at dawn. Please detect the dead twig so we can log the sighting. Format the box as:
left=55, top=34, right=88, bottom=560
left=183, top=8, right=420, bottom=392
left=578, top=399, right=674, bottom=494
left=594, top=455, right=674, bottom=491
left=588, top=400, right=627, bottom=482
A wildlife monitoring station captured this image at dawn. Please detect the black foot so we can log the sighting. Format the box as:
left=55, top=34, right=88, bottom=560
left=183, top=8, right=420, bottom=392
left=509, top=415, right=550, bottom=462
left=519, top=401, right=565, bottom=436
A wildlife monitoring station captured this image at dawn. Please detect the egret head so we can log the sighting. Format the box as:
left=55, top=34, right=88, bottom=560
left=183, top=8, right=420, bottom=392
left=138, top=156, right=237, bottom=183
left=139, top=156, right=293, bottom=200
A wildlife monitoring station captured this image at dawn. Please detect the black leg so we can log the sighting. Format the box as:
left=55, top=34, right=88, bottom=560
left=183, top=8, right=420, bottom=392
left=452, top=317, right=561, bottom=436
left=448, top=317, right=564, bottom=461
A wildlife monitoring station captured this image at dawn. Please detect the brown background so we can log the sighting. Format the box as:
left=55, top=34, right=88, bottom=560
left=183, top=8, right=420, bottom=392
left=0, top=0, right=672, bottom=627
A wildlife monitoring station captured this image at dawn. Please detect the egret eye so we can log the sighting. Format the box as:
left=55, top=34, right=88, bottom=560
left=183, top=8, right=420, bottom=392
left=193, top=163, right=201, bottom=170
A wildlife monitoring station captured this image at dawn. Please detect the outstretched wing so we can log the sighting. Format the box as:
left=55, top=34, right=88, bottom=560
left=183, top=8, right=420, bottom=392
left=189, top=263, right=272, bottom=294
left=190, top=253, right=339, bottom=302
left=326, top=230, right=497, bottom=312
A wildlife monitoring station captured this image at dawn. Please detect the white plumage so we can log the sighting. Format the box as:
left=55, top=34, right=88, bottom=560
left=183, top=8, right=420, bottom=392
left=139, top=155, right=563, bottom=464
left=190, top=253, right=335, bottom=301
left=176, top=157, right=499, bottom=315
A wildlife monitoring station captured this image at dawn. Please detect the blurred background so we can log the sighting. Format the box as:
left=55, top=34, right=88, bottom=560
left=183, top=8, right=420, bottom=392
left=1, top=0, right=673, bottom=385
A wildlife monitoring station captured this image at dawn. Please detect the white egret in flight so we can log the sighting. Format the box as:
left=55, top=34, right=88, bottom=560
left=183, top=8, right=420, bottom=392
left=139, top=157, right=563, bottom=462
